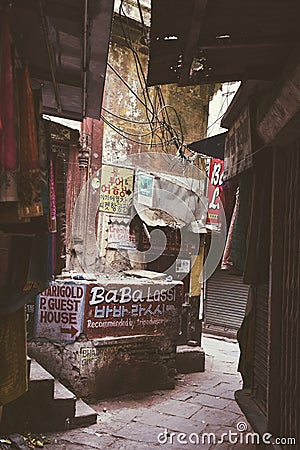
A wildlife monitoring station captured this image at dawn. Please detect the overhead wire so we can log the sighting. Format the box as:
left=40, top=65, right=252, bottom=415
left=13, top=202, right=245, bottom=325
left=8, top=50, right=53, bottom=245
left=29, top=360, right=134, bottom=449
left=102, top=0, right=187, bottom=157
left=119, top=0, right=185, bottom=150
left=106, top=61, right=179, bottom=152
left=100, top=114, right=164, bottom=138
left=106, top=62, right=153, bottom=116
left=102, top=106, right=151, bottom=125
left=101, top=114, right=172, bottom=147
left=136, top=0, right=147, bottom=40
left=118, top=1, right=155, bottom=120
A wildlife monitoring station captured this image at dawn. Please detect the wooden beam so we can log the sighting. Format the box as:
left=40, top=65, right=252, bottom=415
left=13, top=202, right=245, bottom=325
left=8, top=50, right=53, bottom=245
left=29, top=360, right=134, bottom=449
left=30, top=66, right=82, bottom=88
left=178, top=0, right=207, bottom=86
left=13, top=0, right=83, bottom=22
left=257, top=60, right=300, bottom=144
left=199, top=41, right=295, bottom=51
left=38, top=0, right=62, bottom=113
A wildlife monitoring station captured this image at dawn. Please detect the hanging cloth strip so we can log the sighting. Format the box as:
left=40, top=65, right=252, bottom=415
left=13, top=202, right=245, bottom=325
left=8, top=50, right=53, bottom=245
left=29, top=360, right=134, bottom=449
left=17, top=66, right=43, bottom=218
left=221, top=187, right=239, bottom=271
left=0, top=306, right=28, bottom=406
left=0, top=12, right=18, bottom=202
left=49, top=158, right=57, bottom=233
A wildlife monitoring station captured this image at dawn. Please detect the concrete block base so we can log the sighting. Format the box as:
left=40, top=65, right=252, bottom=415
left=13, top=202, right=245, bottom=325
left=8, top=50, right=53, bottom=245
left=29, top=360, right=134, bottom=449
left=176, top=345, right=205, bottom=373
left=28, top=335, right=176, bottom=400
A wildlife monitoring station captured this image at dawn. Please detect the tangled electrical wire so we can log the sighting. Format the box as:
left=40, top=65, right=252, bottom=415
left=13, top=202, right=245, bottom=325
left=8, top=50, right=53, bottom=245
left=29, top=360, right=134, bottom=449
left=99, top=0, right=187, bottom=156
left=100, top=0, right=229, bottom=163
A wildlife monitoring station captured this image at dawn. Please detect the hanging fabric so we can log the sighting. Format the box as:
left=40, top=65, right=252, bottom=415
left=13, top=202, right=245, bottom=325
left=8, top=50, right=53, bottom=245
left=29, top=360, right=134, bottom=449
left=0, top=307, right=28, bottom=406
left=221, top=187, right=239, bottom=271
left=0, top=12, right=18, bottom=202
left=17, top=66, right=43, bottom=218
left=230, top=174, right=252, bottom=274
left=34, top=90, right=50, bottom=217
left=49, top=158, right=57, bottom=233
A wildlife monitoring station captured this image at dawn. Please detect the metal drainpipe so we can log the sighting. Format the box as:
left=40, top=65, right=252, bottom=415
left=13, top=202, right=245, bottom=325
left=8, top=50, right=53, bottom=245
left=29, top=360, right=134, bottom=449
left=82, top=0, right=88, bottom=118
left=38, top=0, right=62, bottom=114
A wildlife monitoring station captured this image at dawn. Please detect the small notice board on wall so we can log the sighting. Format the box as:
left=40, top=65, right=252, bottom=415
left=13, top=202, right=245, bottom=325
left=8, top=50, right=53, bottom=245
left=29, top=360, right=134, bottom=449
left=99, top=165, right=134, bottom=215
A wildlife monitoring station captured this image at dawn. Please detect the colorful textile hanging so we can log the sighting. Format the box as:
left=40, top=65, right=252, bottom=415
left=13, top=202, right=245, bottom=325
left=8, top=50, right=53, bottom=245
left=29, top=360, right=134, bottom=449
left=17, top=66, right=43, bottom=218
left=221, top=187, right=239, bottom=271
left=49, top=158, right=57, bottom=232
left=0, top=307, right=28, bottom=406
left=0, top=12, right=18, bottom=202
left=231, top=175, right=252, bottom=274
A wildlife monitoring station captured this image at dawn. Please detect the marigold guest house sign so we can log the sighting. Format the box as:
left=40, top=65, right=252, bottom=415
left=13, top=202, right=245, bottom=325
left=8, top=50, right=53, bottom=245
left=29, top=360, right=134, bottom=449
left=84, top=281, right=184, bottom=338
left=99, top=165, right=134, bottom=215
left=34, top=282, right=85, bottom=342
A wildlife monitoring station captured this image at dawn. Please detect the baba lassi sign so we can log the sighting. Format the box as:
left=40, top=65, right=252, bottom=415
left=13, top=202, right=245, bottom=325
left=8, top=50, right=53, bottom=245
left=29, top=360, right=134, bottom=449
left=84, top=281, right=183, bottom=338
left=35, top=282, right=86, bottom=342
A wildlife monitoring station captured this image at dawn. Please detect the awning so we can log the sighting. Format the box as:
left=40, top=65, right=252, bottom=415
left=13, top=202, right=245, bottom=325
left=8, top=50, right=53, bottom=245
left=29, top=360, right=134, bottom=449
left=9, top=0, right=114, bottom=120
left=147, top=0, right=300, bottom=87
left=188, top=132, right=227, bottom=159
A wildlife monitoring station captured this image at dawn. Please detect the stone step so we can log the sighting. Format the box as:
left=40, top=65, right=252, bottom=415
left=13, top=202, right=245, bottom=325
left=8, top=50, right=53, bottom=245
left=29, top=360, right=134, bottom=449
left=27, top=359, right=55, bottom=401
left=49, top=380, right=77, bottom=430
left=176, top=345, right=205, bottom=373
left=27, top=356, right=31, bottom=379
left=0, top=359, right=97, bottom=432
left=72, top=399, right=98, bottom=428
left=54, top=379, right=76, bottom=403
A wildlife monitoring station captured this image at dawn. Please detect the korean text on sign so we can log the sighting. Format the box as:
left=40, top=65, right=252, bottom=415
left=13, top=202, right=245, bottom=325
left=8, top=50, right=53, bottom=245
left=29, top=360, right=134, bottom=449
left=99, top=165, right=134, bottom=215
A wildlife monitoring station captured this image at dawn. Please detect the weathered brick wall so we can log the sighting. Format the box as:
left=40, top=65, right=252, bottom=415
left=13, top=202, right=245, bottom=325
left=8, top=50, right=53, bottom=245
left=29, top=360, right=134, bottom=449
left=28, top=335, right=176, bottom=399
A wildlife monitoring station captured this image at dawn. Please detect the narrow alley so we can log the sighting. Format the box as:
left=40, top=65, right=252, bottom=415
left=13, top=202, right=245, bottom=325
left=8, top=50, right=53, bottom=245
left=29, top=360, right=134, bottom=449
left=45, top=334, right=255, bottom=450
left=1, top=1, right=300, bottom=448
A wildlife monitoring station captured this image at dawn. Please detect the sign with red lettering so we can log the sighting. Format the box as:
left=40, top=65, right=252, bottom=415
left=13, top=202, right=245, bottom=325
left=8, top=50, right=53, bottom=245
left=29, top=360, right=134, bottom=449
left=84, top=281, right=184, bottom=338
left=34, top=282, right=86, bottom=342
left=206, top=158, right=224, bottom=231
left=107, top=217, right=137, bottom=250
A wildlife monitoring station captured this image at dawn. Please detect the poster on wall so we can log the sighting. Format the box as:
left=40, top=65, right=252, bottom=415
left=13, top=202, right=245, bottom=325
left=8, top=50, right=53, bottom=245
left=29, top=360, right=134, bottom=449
left=224, top=105, right=252, bottom=180
left=99, top=165, right=134, bottom=215
left=83, top=281, right=184, bottom=338
left=107, top=216, right=137, bottom=249
left=34, top=282, right=86, bottom=342
left=206, top=158, right=224, bottom=231
left=175, top=259, right=191, bottom=274
left=136, top=172, right=154, bottom=207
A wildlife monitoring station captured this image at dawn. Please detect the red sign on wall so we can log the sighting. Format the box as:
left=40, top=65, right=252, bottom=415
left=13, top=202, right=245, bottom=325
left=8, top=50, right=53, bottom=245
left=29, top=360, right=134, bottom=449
left=206, top=158, right=224, bottom=231
left=84, top=282, right=184, bottom=338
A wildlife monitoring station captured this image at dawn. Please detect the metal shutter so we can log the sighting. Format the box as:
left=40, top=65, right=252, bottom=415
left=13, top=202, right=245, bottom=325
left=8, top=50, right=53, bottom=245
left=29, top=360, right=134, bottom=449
left=253, top=284, right=269, bottom=414
left=205, top=269, right=249, bottom=330
left=279, top=143, right=300, bottom=446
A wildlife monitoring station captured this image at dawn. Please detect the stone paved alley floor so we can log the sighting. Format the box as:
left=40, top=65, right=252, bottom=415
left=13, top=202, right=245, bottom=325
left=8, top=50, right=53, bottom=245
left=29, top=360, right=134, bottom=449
left=45, top=334, right=256, bottom=449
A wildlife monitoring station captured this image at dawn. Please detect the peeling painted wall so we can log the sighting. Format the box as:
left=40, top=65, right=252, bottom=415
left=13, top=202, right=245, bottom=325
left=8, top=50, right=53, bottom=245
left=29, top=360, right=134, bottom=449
left=93, top=14, right=215, bottom=272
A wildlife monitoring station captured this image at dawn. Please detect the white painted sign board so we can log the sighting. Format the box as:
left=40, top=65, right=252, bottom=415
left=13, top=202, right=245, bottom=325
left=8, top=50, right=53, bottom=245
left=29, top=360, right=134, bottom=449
left=34, top=282, right=86, bottom=342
